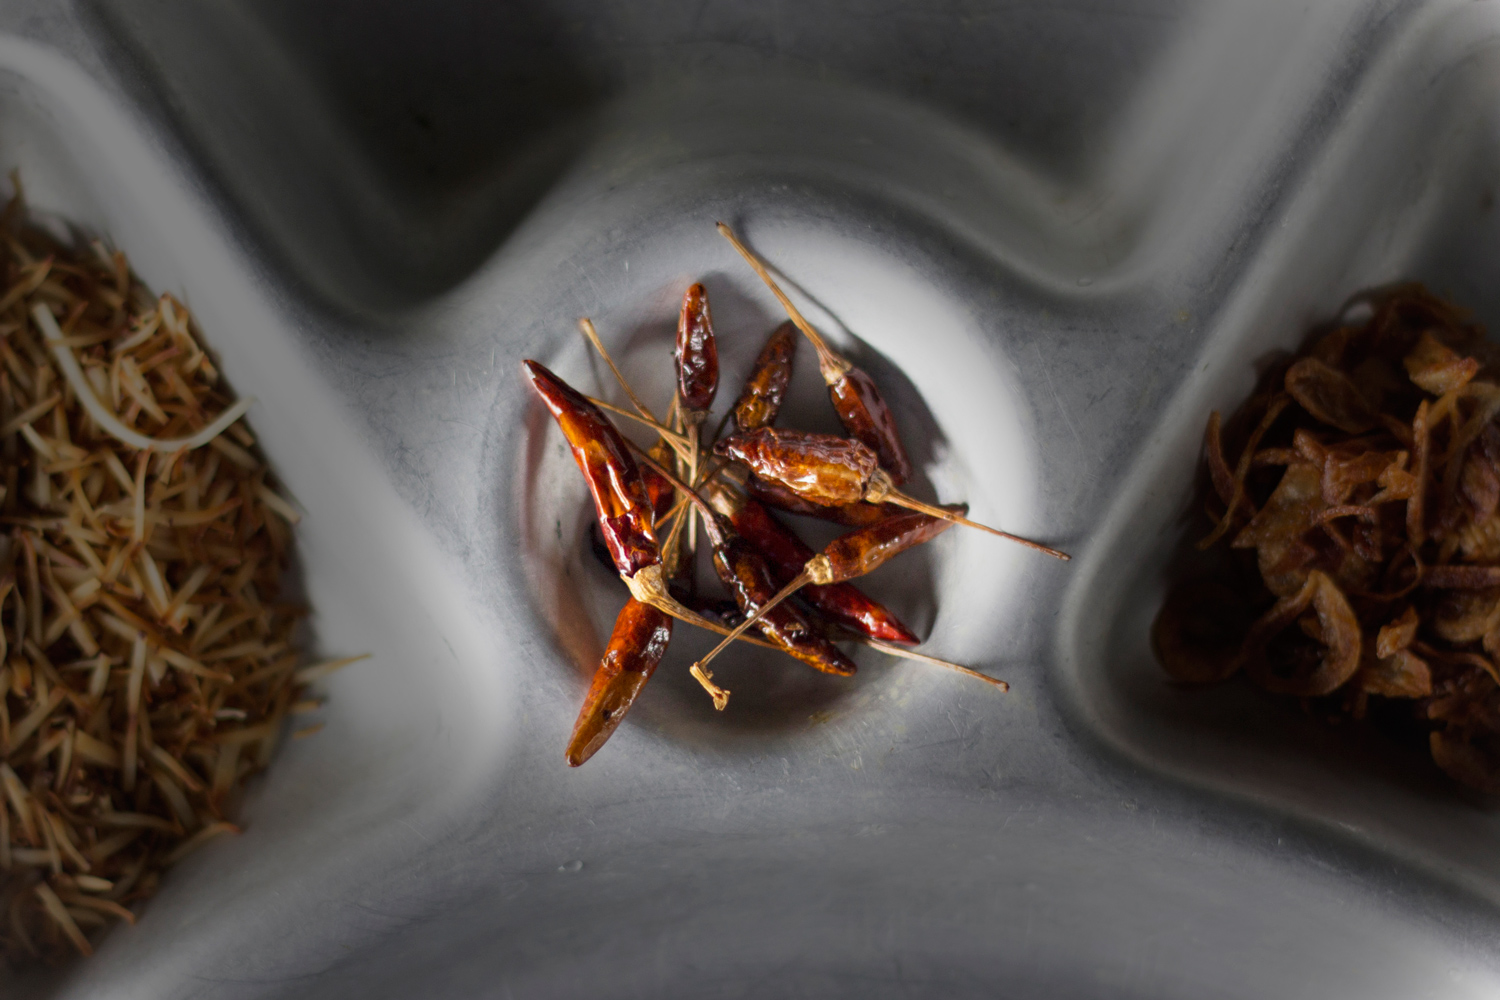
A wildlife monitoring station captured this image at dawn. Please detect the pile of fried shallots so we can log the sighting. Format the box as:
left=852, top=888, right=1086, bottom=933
left=531, top=225, right=1068, bottom=767
left=1154, top=284, right=1500, bottom=792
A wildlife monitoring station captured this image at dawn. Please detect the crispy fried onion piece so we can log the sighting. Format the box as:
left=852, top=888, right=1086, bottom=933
left=1370, top=453, right=1419, bottom=506
left=1167, top=284, right=1500, bottom=793
left=1423, top=565, right=1500, bottom=589
left=1429, top=587, right=1500, bottom=654
left=1204, top=410, right=1238, bottom=513
left=1429, top=670, right=1500, bottom=793
left=1234, top=462, right=1323, bottom=550
left=1422, top=643, right=1500, bottom=688
left=1459, top=512, right=1500, bottom=563
left=1152, top=578, right=1255, bottom=684
left=1356, top=607, right=1430, bottom=698
left=1313, top=505, right=1377, bottom=527
left=1430, top=382, right=1500, bottom=468
left=1404, top=330, right=1480, bottom=396
left=1357, top=648, right=1431, bottom=698
left=1460, top=428, right=1500, bottom=526
left=1431, top=726, right=1500, bottom=795
left=1198, top=396, right=1290, bottom=550
left=1233, top=462, right=1324, bottom=597
left=1240, top=570, right=1362, bottom=697
left=1295, top=428, right=1410, bottom=508
left=1408, top=399, right=1431, bottom=545
left=1285, top=357, right=1377, bottom=433
left=1323, top=448, right=1405, bottom=506
left=1376, top=605, right=1420, bottom=658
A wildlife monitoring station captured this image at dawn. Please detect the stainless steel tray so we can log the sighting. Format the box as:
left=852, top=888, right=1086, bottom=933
left=5, top=1, right=1500, bottom=996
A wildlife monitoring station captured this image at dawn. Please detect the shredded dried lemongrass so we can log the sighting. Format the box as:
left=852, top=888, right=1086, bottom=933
left=0, top=192, right=327, bottom=967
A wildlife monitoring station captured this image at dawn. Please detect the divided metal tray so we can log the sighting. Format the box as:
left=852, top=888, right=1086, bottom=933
left=3, top=1, right=1500, bottom=996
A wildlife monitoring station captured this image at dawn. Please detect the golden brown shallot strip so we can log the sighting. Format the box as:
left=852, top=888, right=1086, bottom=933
left=1198, top=396, right=1291, bottom=549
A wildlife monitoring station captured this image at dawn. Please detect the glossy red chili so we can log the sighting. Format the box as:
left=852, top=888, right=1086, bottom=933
left=642, top=442, right=677, bottom=525
left=525, top=360, right=660, bottom=578
left=565, top=598, right=674, bottom=766
left=733, top=321, right=797, bottom=433
left=676, top=283, right=718, bottom=413
left=743, top=474, right=896, bottom=527
left=703, top=480, right=919, bottom=644
left=698, top=510, right=856, bottom=676
left=828, top=364, right=913, bottom=485
left=715, top=222, right=913, bottom=483
left=818, top=508, right=958, bottom=583
left=715, top=427, right=878, bottom=507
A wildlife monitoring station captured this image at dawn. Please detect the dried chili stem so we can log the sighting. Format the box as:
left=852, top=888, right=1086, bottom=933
left=857, top=639, right=1005, bottom=687
left=686, top=420, right=700, bottom=559
left=576, top=319, right=693, bottom=465
left=691, top=569, right=813, bottom=674
left=689, top=665, right=729, bottom=710
left=583, top=395, right=692, bottom=452
left=577, top=318, right=661, bottom=422
left=716, top=223, right=849, bottom=381
left=871, top=476, right=1070, bottom=561
left=659, top=496, right=691, bottom=573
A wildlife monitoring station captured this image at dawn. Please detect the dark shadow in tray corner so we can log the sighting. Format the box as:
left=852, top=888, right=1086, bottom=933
left=81, top=0, right=606, bottom=315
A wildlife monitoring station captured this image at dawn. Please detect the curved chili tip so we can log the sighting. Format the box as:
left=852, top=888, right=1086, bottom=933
left=733, top=321, right=797, bottom=433
left=676, top=283, right=718, bottom=413
left=566, top=598, right=674, bottom=766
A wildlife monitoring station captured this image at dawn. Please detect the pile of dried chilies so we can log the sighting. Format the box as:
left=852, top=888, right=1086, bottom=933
left=0, top=187, right=348, bottom=966
left=1154, top=283, right=1500, bottom=793
left=529, top=223, right=1069, bottom=767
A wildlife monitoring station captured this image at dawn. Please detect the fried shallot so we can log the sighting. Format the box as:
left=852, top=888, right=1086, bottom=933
left=1155, top=283, right=1500, bottom=792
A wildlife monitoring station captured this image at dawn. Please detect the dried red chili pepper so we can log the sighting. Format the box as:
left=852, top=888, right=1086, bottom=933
left=718, top=223, right=914, bottom=483
left=742, top=472, right=895, bottom=527
left=630, top=443, right=991, bottom=688
left=676, top=282, right=719, bottom=415
left=695, top=507, right=856, bottom=676
left=815, top=507, right=960, bottom=584
left=692, top=497, right=966, bottom=676
left=717, top=427, right=876, bottom=505
left=545, top=242, right=1022, bottom=754
left=525, top=360, right=660, bottom=579
left=733, top=321, right=797, bottom=433
left=528, top=359, right=747, bottom=708
left=717, top=427, right=1069, bottom=560
left=625, top=441, right=958, bottom=691
left=642, top=460, right=676, bottom=525
left=674, top=283, right=720, bottom=564
left=703, top=478, right=920, bottom=644
left=565, top=598, right=674, bottom=766
left=828, top=364, right=912, bottom=484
